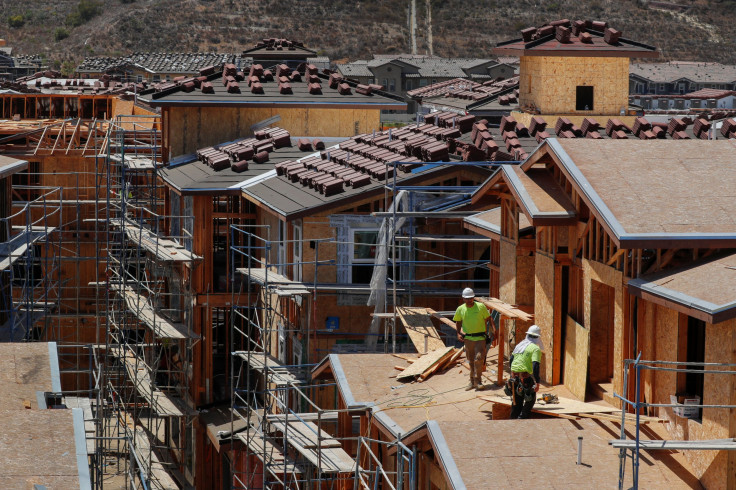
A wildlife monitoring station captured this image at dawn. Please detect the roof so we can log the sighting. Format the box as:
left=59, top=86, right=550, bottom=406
left=628, top=252, right=736, bottom=323
left=431, top=419, right=698, bottom=489
left=653, top=88, right=736, bottom=100
left=463, top=207, right=532, bottom=238
left=543, top=138, right=736, bottom=248
left=160, top=134, right=328, bottom=195
left=241, top=121, right=490, bottom=219
left=142, top=69, right=406, bottom=109
left=630, top=61, right=736, bottom=84
left=323, top=353, right=493, bottom=435
left=0, top=342, right=61, bottom=409
left=497, top=165, right=577, bottom=225
left=242, top=38, right=316, bottom=58
left=0, top=155, right=28, bottom=179
left=0, top=409, right=88, bottom=489
left=494, top=19, right=658, bottom=59
left=339, top=56, right=501, bottom=80
left=76, top=52, right=237, bottom=75
left=460, top=112, right=736, bottom=167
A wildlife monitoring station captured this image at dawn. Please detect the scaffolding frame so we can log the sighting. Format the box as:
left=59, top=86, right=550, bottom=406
left=0, top=184, right=61, bottom=340
left=229, top=225, right=418, bottom=489
left=613, top=355, right=736, bottom=489
left=96, top=113, right=200, bottom=490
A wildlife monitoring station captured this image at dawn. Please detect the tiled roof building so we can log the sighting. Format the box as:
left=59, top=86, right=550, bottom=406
left=337, top=55, right=517, bottom=114
left=76, top=52, right=239, bottom=82
left=629, top=61, right=736, bottom=95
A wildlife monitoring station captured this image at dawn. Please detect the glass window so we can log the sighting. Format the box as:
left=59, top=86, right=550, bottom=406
left=351, top=229, right=378, bottom=284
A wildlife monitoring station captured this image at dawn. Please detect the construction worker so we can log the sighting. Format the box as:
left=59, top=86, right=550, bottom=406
left=453, top=287, right=493, bottom=391
left=507, top=325, right=544, bottom=419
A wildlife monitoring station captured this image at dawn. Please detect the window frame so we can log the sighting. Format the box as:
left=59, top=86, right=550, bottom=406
left=348, top=227, right=379, bottom=284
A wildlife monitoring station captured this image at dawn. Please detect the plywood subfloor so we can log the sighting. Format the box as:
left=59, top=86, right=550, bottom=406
left=0, top=410, right=81, bottom=490
left=0, top=343, right=53, bottom=410
left=437, top=418, right=702, bottom=489
left=337, top=348, right=505, bottom=434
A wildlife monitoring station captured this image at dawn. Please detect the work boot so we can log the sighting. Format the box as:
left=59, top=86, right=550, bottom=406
left=476, top=382, right=486, bottom=391
left=464, top=381, right=476, bottom=391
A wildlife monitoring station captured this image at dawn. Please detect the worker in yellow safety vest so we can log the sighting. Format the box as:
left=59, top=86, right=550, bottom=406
left=454, top=288, right=494, bottom=391
left=507, top=325, right=544, bottom=419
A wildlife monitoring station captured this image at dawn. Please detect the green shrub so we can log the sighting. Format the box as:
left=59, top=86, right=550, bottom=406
left=66, top=0, right=102, bottom=27
left=54, top=28, right=70, bottom=41
left=8, top=15, right=25, bottom=28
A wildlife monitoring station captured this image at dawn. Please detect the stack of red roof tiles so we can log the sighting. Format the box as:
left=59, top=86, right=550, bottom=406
left=251, top=38, right=306, bottom=51
left=520, top=19, right=622, bottom=46
left=195, top=127, right=291, bottom=173
left=272, top=112, right=479, bottom=197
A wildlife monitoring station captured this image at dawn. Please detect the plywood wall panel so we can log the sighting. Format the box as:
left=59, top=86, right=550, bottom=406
left=583, top=259, right=624, bottom=406
left=534, top=253, right=554, bottom=383
left=563, top=315, right=589, bottom=400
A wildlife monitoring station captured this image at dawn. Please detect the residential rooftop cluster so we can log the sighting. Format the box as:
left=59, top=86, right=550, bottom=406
left=0, top=19, right=735, bottom=490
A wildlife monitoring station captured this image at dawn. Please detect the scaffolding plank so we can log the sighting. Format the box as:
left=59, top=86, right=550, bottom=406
left=117, top=287, right=197, bottom=340
left=235, top=268, right=308, bottom=292
left=266, top=421, right=355, bottom=474
left=133, top=427, right=179, bottom=490
left=113, top=219, right=200, bottom=263
left=110, top=348, right=184, bottom=417
left=0, top=230, right=52, bottom=270
left=269, top=420, right=342, bottom=449
left=396, top=307, right=446, bottom=353
left=235, top=351, right=302, bottom=386
left=237, top=430, right=302, bottom=476
left=610, top=438, right=736, bottom=450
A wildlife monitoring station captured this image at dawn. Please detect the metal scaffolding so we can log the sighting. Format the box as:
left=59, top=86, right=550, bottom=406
left=613, top=355, right=736, bottom=489
left=0, top=184, right=61, bottom=341
left=229, top=226, right=418, bottom=489
left=96, top=114, right=200, bottom=489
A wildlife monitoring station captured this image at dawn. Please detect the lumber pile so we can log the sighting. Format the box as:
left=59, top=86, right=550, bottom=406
left=394, top=346, right=465, bottom=382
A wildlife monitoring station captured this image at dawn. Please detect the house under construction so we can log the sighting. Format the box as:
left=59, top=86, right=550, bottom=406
left=1, top=20, right=736, bottom=490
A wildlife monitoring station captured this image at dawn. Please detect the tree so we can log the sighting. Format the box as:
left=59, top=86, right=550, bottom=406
left=55, top=28, right=70, bottom=42
left=7, top=15, right=24, bottom=28
left=66, top=0, right=102, bottom=27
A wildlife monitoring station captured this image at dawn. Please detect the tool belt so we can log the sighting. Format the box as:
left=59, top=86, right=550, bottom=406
left=506, top=374, right=536, bottom=403
left=463, top=332, right=486, bottom=340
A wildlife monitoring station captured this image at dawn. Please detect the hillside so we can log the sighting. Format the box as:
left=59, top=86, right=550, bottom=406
left=1, top=0, right=736, bottom=70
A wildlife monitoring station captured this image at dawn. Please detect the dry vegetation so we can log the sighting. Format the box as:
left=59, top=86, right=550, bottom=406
left=0, top=0, right=735, bottom=69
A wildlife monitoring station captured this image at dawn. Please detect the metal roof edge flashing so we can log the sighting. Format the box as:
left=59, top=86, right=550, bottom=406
left=48, top=341, right=62, bottom=392
left=72, top=408, right=93, bottom=490
left=426, top=420, right=467, bottom=490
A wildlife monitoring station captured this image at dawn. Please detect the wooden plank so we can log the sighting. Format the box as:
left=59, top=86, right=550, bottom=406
left=396, top=307, right=446, bottom=353
left=269, top=420, right=342, bottom=449
left=563, top=315, right=589, bottom=401
left=477, top=297, right=534, bottom=322
left=419, top=348, right=461, bottom=381
left=134, top=427, right=179, bottom=490
left=110, top=348, right=184, bottom=417
left=396, top=346, right=454, bottom=381
left=117, top=287, right=197, bottom=340
left=426, top=308, right=457, bottom=330
left=479, top=392, right=620, bottom=415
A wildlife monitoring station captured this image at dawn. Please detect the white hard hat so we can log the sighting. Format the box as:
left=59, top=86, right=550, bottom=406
left=527, top=325, right=541, bottom=337
left=462, top=287, right=475, bottom=298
